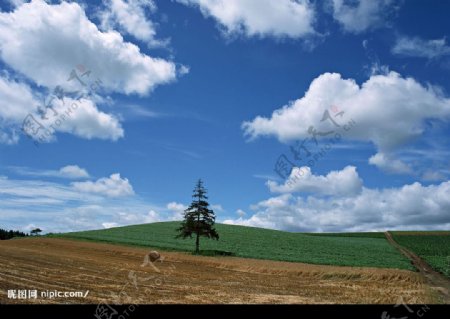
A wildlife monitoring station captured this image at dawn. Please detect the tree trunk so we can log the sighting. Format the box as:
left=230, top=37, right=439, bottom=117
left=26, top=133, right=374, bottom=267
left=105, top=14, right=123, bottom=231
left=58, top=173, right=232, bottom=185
left=195, top=232, right=199, bottom=254
left=195, top=210, right=200, bottom=254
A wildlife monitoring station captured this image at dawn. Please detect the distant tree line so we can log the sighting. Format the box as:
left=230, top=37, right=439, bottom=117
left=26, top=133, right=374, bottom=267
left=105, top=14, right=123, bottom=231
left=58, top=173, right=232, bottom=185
left=0, top=228, right=29, bottom=240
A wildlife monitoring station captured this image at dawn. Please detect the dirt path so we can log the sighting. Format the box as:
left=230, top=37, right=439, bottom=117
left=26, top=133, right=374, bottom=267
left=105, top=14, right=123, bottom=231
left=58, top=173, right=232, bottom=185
left=0, top=238, right=436, bottom=304
left=385, top=231, right=450, bottom=303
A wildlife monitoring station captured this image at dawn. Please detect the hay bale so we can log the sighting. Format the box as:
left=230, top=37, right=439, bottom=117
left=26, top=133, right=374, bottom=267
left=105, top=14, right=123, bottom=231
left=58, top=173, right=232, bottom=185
left=148, top=250, right=161, bottom=262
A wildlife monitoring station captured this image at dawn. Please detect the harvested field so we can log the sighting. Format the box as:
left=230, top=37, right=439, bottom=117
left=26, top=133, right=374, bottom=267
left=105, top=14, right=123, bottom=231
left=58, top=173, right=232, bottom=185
left=0, top=238, right=439, bottom=304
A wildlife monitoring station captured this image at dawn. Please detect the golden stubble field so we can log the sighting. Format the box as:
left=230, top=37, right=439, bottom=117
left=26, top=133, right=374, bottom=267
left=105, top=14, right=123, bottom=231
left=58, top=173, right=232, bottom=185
left=0, top=238, right=439, bottom=304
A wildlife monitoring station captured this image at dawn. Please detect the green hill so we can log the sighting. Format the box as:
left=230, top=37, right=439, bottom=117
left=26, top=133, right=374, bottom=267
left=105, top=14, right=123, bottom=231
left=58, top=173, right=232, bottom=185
left=392, top=231, right=450, bottom=278
left=55, top=221, right=414, bottom=270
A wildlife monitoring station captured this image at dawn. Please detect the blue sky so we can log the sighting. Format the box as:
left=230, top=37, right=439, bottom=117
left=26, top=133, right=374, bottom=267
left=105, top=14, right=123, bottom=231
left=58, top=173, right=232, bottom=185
left=1, top=0, right=450, bottom=233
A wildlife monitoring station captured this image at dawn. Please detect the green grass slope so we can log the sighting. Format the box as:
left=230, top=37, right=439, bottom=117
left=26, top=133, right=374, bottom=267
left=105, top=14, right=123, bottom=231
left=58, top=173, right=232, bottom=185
left=392, top=231, right=450, bottom=278
left=307, top=232, right=385, bottom=239
left=56, top=222, right=414, bottom=270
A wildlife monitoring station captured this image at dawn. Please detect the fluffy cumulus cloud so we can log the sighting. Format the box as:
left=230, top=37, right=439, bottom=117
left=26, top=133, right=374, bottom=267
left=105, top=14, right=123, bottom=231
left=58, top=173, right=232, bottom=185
left=330, top=0, right=399, bottom=33
left=0, top=0, right=182, bottom=144
left=177, top=0, right=316, bottom=39
left=0, top=75, right=124, bottom=143
left=0, top=76, right=38, bottom=122
left=0, top=0, right=177, bottom=95
left=243, top=71, right=450, bottom=173
left=46, top=98, right=124, bottom=141
left=0, top=75, right=40, bottom=144
left=392, top=36, right=450, bottom=59
left=224, top=180, right=450, bottom=232
left=72, top=173, right=134, bottom=197
left=268, top=166, right=363, bottom=196
left=99, top=0, right=169, bottom=47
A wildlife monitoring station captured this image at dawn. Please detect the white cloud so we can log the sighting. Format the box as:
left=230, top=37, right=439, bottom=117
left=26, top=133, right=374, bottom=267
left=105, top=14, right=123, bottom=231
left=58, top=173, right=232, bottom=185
left=102, top=222, right=119, bottom=229
left=421, top=170, right=447, bottom=182
left=225, top=180, right=450, bottom=232
left=101, top=210, right=160, bottom=228
left=0, top=74, right=39, bottom=143
left=167, top=201, right=187, bottom=211
left=0, top=75, right=124, bottom=143
left=243, top=71, right=450, bottom=172
left=330, top=0, right=399, bottom=33
left=236, top=209, right=246, bottom=217
left=0, top=75, right=40, bottom=122
left=99, top=0, right=169, bottom=47
left=368, top=152, right=412, bottom=174
left=0, top=175, right=93, bottom=202
left=0, top=0, right=177, bottom=95
left=392, top=36, right=450, bottom=59
left=177, top=0, right=316, bottom=39
left=44, top=98, right=124, bottom=141
left=7, top=0, right=26, bottom=8
left=166, top=202, right=223, bottom=220
left=115, top=209, right=160, bottom=224
left=0, top=0, right=182, bottom=144
left=11, top=165, right=90, bottom=179
left=120, top=104, right=161, bottom=119
left=72, top=173, right=134, bottom=197
left=0, top=172, right=171, bottom=233
left=178, top=65, right=190, bottom=76
left=167, top=201, right=186, bottom=211
left=59, top=165, right=90, bottom=179
left=211, top=204, right=224, bottom=212
left=167, top=201, right=187, bottom=220
left=268, top=166, right=363, bottom=196
left=95, top=206, right=162, bottom=229
left=0, top=129, right=19, bottom=145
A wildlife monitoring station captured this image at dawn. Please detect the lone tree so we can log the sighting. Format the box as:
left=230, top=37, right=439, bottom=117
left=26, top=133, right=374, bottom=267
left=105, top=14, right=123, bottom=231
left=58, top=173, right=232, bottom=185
left=176, top=179, right=219, bottom=254
left=30, top=228, right=42, bottom=236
